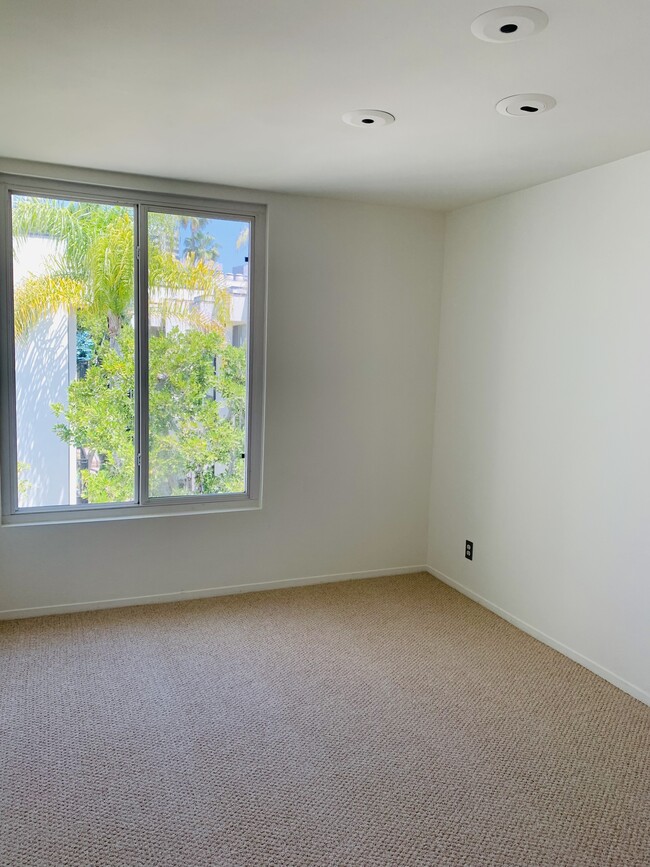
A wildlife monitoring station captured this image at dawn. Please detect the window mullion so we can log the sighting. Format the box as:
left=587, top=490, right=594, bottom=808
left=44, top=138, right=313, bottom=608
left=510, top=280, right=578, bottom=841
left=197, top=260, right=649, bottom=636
left=136, top=204, right=150, bottom=506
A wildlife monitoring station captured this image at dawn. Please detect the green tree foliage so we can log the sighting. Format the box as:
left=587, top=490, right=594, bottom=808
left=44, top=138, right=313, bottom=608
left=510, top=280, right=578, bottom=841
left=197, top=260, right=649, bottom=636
left=148, top=328, right=246, bottom=497
left=14, top=197, right=246, bottom=503
left=17, top=462, right=32, bottom=499
left=52, top=326, right=246, bottom=501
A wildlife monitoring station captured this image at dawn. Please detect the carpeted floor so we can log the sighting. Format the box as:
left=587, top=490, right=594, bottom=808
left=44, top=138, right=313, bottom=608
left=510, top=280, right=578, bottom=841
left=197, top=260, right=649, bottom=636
left=1, top=573, right=648, bottom=866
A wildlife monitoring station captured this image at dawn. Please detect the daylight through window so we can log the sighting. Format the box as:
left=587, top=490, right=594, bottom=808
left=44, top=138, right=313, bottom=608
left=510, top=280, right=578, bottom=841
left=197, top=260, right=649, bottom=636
left=0, top=179, right=266, bottom=523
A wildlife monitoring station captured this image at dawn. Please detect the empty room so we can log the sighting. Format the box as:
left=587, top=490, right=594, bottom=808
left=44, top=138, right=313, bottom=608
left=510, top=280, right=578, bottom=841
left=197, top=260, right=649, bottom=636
left=0, top=1, right=649, bottom=865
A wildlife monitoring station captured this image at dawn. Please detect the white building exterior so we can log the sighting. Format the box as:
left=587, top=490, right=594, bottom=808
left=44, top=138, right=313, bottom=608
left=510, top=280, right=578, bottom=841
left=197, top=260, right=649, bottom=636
left=13, top=237, right=76, bottom=508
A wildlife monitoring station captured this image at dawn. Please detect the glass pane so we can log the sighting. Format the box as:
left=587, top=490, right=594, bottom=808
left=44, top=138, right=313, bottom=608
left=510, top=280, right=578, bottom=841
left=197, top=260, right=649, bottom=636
left=147, top=211, right=249, bottom=498
left=12, top=195, right=136, bottom=508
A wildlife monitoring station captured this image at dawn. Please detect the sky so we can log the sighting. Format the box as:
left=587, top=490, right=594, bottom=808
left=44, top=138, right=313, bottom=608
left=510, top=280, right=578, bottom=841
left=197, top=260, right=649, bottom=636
left=178, top=216, right=249, bottom=276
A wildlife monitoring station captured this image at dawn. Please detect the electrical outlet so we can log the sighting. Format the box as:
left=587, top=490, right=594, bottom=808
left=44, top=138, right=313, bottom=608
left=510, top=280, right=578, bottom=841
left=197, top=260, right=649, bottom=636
left=465, top=540, right=473, bottom=561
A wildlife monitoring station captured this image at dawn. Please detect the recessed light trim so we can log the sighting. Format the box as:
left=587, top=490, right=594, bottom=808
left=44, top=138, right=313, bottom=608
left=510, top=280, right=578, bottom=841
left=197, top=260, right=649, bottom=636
left=496, top=93, right=556, bottom=116
left=342, top=109, right=396, bottom=128
left=471, top=6, right=548, bottom=42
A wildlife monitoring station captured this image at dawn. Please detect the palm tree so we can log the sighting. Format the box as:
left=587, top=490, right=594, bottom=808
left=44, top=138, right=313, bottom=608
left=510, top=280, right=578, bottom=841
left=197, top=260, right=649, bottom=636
left=183, top=229, right=220, bottom=263
left=236, top=226, right=249, bottom=250
left=12, top=197, right=228, bottom=348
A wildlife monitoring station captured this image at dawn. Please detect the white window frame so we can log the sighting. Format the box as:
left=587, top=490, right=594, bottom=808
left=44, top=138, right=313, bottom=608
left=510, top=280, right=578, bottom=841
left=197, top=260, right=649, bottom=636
left=0, top=175, right=267, bottom=526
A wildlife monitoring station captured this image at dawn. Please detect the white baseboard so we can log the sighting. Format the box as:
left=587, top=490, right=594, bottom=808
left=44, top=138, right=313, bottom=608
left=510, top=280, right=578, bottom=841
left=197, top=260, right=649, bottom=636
left=0, top=565, right=428, bottom=620
left=4, top=563, right=646, bottom=707
left=426, top=566, right=649, bottom=707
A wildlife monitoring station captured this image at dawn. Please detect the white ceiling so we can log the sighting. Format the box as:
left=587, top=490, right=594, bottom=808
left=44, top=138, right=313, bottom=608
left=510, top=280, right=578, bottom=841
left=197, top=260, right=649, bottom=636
left=2, top=0, right=650, bottom=209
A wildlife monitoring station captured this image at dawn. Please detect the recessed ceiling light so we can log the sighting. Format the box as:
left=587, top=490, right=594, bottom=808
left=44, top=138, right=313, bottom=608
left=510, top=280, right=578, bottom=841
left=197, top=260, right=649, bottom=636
left=342, top=110, right=396, bottom=128
left=471, top=6, right=548, bottom=42
left=496, top=93, right=556, bottom=116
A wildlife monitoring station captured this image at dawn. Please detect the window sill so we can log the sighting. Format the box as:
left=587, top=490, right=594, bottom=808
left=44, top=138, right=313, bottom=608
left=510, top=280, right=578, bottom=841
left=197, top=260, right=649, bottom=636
left=2, top=496, right=261, bottom=527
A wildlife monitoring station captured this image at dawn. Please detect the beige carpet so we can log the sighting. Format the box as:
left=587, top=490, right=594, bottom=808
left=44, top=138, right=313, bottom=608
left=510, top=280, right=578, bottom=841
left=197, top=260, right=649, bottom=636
left=1, top=573, right=648, bottom=867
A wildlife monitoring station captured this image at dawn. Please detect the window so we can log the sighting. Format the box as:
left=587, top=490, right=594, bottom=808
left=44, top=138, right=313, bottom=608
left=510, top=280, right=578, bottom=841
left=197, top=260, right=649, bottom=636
left=0, top=177, right=266, bottom=524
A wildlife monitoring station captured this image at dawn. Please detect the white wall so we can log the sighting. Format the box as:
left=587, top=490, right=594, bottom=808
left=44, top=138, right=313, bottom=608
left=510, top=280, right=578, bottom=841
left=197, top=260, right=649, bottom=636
left=428, top=150, right=650, bottom=702
left=0, top=162, right=444, bottom=613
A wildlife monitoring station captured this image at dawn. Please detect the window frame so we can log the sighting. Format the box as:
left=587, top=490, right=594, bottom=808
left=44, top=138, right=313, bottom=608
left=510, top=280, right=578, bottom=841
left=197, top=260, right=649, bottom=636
left=0, top=175, right=267, bottom=525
